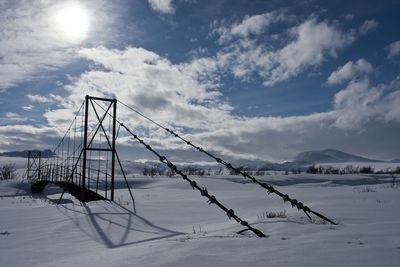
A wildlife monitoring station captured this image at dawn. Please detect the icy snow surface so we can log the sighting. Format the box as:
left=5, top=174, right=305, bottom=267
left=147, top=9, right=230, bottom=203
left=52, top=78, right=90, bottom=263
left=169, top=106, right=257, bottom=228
left=1, top=174, right=400, bottom=266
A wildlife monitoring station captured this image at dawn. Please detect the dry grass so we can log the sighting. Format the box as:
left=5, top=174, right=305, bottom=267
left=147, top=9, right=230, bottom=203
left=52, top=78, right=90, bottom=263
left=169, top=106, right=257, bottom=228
left=257, top=210, right=287, bottom=219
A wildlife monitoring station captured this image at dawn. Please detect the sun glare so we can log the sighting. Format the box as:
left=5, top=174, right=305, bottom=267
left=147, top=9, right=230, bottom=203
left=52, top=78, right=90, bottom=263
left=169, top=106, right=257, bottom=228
left=56, top=5, right=89, bottom=40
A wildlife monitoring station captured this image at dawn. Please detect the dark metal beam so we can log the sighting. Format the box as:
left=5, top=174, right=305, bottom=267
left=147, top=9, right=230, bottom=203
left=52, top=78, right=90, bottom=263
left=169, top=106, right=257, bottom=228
left=82, top=95, right=89, bottom=198
left=85, top=147, right=113, bottom=152
left=87, top=96, right=116, bottom=102
left=111, top=99, right=116, bottom=201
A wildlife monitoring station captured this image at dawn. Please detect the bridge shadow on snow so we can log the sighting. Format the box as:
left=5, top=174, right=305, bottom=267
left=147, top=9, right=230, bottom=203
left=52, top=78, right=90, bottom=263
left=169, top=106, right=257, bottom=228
left=1, top=181, right=74, bottom=204
left=57, top=201, right=185, bottom=248
left=2, top=180, right=184, bottom=248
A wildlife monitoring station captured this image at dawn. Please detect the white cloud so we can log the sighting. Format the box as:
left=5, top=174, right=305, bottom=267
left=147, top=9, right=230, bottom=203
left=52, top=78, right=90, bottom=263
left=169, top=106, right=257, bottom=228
left=210, top=17, right=362, bottom=86
left=332, top=75, right=400, bottom=130
left=26, top=94, right=51, bottom=103
left=183, top=74, right=400, bottom=159
left=333, top=79, right=381, bottom=129
left=358, top=19, right=379, bottom=35
left=22, top=105, right=34, bottom=111
left=41, top=46, right=400, bottom=161
left=1, top=43, right=399, bottom=161
left=265, top=18, right=355, bottom=86
left=148, top=0, right=175, bottom=14
left=0, top=124, right=59, bottom=150
left=214, top=11, right=289, bottom=43
left=386, top=40, right=400, bottom=58
left=0, top=0, right=396, bottom=161
left=5, top=112, right=27, bottom=122
left=383, top=91, right=400, bottom=122
left=0, top=1, right=75, bottom=90
left=327, top=58, right=373, bottom=85
left=0, top=0, right=117, bottom=91
left=0, top=3, right=395, bottom=160
left=41, top=46, right=230, bottom=133
left=26, top=93, right=62, bottom=104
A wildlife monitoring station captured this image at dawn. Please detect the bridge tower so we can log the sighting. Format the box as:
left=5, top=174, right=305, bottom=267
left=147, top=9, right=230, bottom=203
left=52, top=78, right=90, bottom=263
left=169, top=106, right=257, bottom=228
left=27, top=150, right=41, bottom=181
left=81, top=95, right=117, bottom=201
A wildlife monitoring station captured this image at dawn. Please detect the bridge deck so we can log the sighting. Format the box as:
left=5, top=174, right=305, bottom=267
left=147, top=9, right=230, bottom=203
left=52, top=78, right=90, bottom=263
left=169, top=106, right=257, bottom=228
left=31, top=180, right=107, bottom=202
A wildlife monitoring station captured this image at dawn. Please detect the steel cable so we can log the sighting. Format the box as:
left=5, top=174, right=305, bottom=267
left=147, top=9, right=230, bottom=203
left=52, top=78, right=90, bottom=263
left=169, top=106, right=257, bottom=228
left=117, top=99, right=337, bottom=225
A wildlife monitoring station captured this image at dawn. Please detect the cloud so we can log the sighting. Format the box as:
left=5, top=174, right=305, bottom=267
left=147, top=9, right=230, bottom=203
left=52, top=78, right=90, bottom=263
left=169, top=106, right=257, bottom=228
left=327, top=58, right=373, bottom=85
left=332, top=75, right=400, bottom=129
left=264, top=18, right=355, bottom=86
left=386, top=40, right=400, bottom=58
left=148, top=0, right=175, bottom=14
left=343, top=14, right=354, bottom=21
left=22, top=105, right=34, bottom=111
left=41, top=46, right=400, bottom=161
left=0, top=0, right=118, bottom=91
left=5, top=112, right=27, bottom=122
left=1, top=43, right=398, bottom=161
left=0, top=1, right=75, bottom=91
left=209, top=15, right=376, bottom=87
left=182, top=73, right=400, bottom=159
left=333, top=79, right=381, bottom=129
left=40, top=46, right=230, bottom=133
left=213, top=11, right=289, bottom=43
left=26, top=94, right=52, bottom=103
left=0, top=1, right=394, bottom=160
left=26, top=93, right=62, bottom=104
left=358, top=19, right=379, bottom=35
left=383, top=90, right=400, bottom=122
left=0, top=124, right=59, bottom=151
left=0, top=3, right=396, bottom=161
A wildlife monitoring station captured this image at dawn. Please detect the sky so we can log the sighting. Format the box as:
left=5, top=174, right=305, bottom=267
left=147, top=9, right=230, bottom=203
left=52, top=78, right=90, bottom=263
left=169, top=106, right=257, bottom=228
left=0, top=0, right=400, bottom=162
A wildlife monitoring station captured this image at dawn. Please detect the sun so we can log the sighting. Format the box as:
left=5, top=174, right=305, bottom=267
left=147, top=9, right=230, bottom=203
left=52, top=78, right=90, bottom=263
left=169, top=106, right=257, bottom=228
left=56, top=4, right=89, bottom=40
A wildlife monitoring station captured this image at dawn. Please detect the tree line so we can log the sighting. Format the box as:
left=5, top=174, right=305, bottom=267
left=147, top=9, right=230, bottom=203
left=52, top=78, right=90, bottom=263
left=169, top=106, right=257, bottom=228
left=0, top=164, right=17, bottom=180
left=306, top=165, right=400, bottom=175
left=141, top=164, right=400, bottom=177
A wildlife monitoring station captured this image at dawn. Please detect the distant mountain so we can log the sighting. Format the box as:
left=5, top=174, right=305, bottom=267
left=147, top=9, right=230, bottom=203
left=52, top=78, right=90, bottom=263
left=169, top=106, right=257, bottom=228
left=294, top=149, right=381, bottom=164
left=390, top=159, right=400, bottom=163
left=0, top=149, right=55, bottom=158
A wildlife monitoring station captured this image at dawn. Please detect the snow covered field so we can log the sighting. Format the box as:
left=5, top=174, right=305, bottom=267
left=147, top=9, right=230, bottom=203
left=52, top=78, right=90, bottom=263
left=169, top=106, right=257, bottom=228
left=1, top=174, right=400, bottom=267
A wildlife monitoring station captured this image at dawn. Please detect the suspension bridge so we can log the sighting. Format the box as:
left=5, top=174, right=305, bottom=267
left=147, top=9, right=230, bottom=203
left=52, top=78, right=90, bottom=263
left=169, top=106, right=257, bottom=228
left=27, top=95, right=336, bottom=238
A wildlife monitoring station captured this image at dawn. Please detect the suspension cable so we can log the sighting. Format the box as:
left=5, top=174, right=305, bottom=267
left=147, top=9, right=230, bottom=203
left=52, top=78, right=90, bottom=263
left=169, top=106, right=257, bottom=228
left=120, top=123, right=266, bottom=237
left=91, top=100, right=265, bottom=236
left=39, top=101, right=85, bottom=171
left=116, top=99, right=337, bottom=225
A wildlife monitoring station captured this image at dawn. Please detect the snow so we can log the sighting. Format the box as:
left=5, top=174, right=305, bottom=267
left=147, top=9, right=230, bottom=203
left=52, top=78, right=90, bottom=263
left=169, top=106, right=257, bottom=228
left=1, top=174, right=400, bottom=266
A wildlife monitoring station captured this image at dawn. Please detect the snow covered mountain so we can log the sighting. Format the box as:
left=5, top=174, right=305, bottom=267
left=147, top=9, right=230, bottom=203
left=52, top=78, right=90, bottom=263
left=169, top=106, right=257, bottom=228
left=96, top=149, right=387, bottom=175
left=0, top=149, right=55, bottom=158
left=0, top=148, right=389, bottom=173
left=294, top=149, right=380, bottom=164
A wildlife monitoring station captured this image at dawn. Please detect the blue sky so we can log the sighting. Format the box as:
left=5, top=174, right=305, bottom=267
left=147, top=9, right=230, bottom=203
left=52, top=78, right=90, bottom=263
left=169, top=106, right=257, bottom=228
left=0, top=0, right=400, bottom=162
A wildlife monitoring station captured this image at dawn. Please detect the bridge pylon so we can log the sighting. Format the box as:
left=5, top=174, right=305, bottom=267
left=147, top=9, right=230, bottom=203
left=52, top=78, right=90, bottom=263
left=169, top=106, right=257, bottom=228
left=81, top=95, right=117, bottom=201
left=27, top=150, right=41, bottom=181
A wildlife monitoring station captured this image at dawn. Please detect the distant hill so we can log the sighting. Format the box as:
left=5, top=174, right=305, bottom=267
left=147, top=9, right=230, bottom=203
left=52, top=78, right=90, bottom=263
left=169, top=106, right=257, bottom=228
left=294, top=149, right=381, bottom=164
left=0, top=149, right=55, bottom=158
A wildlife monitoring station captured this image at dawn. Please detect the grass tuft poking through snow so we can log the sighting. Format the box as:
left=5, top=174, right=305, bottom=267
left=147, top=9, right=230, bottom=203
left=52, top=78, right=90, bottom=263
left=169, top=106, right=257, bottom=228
left=257, top=210, right=287, bottom=219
